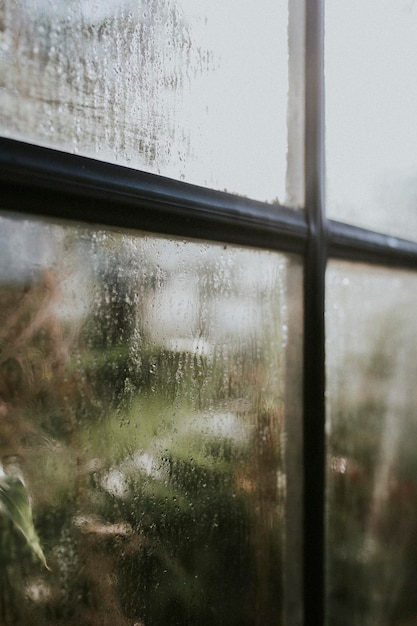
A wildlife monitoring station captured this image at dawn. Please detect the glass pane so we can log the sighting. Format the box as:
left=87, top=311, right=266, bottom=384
left=0, top=211, right=301, bottom=625
left=326, top=262, right=417, bottom=625
left=0, top=0, right=301, bottom=205
left=325, top=1, right=417, bottom=240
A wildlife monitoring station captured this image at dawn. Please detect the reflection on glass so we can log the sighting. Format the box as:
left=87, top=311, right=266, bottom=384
left=0, top=213, right=299, bottom=625
left=326, top=262, right=417, bottom=626
left=325, top=0, right=417, bottom=240
left=0, top=0, right=294, bottom=204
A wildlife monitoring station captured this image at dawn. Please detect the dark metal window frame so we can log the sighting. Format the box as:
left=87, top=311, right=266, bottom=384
left=1, top=1, right=417, bottom=624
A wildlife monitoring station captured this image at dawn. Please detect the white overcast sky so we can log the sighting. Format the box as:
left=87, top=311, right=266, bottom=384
left=325, top=0, right=417, bottom=234
left=5, top=0, right=417, bottom=228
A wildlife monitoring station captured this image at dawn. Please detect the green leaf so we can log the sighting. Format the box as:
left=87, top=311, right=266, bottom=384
left=0, top=474, right=50, bottom=570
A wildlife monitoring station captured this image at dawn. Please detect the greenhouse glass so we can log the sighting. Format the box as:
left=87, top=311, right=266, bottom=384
left=2, top=1, right=417, bottom=625
left=0, top=213, right=301, bottom=625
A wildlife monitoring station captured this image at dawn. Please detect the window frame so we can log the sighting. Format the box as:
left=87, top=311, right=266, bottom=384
left=1, top=1, right=417, bottom=624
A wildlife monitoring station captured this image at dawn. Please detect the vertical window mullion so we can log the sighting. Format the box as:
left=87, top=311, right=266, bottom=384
left=303, top=1, right=327, bottom=624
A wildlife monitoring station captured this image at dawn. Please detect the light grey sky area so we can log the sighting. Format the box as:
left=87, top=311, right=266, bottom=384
left=1, top=0, right=416, bottom=238
left=0, top=0, right=289, bottom=204
left=325, top=0, right=417, bottom=239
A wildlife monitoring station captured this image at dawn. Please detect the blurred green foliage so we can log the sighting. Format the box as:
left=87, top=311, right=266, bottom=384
left=0, top=229, right=285, bottom=626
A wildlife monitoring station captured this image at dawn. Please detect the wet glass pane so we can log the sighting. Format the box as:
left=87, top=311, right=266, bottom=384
left=326, top=262, right=417, bottom=625
left=325, top=1, right=417, bottom=240
left=0, top=0, right=301, bottom=205
left=0, top=211, right=301, bottom=625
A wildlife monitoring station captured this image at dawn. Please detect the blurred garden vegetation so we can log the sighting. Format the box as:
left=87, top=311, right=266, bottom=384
left=0, top=223, right=286, bottom=626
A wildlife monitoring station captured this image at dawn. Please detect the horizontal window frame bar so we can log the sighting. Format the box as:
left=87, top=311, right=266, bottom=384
left=0, top=138, right=307, bottom=255
left=328, top=219, right=417, bottom=269
left=2, top=139, right=417, bottom=270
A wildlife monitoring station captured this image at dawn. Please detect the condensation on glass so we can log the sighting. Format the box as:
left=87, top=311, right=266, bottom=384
left=326, top=261, right=417, bottom=626
left=325, top=0, right=417, bottom=240
left=0, top=211, right=301, bottom=625
left=0, top=0, right=303, bottom=206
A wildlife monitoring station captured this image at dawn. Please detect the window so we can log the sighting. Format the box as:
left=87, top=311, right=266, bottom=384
left=0, top=2, right=417, bottom=625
